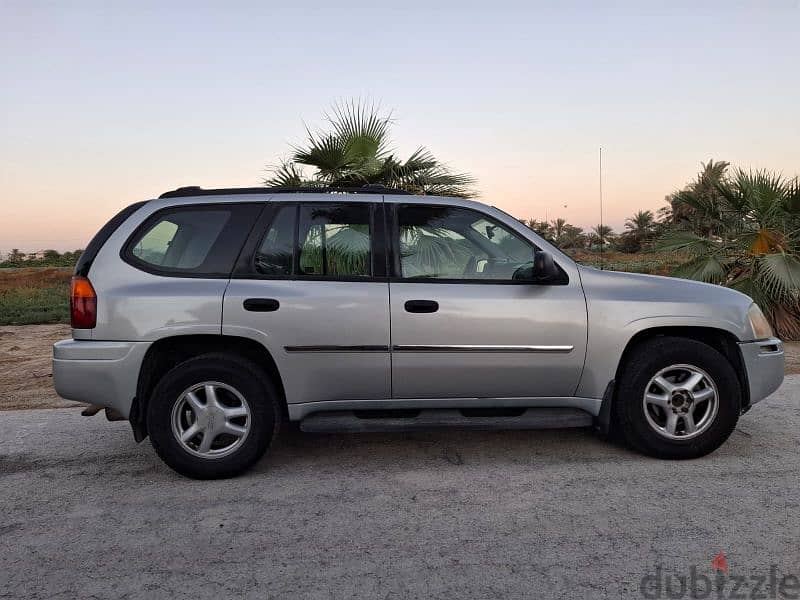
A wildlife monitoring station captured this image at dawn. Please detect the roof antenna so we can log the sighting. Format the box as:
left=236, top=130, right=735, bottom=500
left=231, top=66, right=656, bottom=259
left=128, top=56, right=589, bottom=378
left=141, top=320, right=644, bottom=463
left=599, top=146, right=604, bottom=270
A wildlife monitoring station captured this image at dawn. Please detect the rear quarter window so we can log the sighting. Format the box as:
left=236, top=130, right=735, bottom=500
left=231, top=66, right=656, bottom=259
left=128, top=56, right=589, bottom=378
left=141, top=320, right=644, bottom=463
left=122, top=203, right=263, bottom=277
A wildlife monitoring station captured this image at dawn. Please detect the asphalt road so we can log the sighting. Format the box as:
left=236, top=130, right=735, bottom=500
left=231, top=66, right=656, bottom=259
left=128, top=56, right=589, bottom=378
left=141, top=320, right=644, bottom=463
left=1, top=378, right=799, bottom=599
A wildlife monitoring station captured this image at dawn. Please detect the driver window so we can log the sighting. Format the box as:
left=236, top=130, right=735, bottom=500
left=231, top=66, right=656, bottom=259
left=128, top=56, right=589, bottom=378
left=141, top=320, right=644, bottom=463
left=397, top=205, right=535, bottom=280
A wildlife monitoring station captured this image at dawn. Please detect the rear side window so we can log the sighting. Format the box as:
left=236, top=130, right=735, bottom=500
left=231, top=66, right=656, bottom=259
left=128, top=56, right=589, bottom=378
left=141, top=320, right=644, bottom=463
left=298, top=204, right=372, bottom=277
left=132, top=210, right=229, bottom=268
left=124, top=203, right=262, bottom=277
left=253, top=203, right=374, bottom=279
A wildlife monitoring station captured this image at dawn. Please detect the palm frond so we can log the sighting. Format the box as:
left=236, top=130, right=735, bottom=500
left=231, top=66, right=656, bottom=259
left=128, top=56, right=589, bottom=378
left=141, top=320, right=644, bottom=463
left=263, top=161, right=316, bottom=188
left=326, top=99, right=392, bottom=158
left=729, top=275, right=771, bottom=309
left=671, top=255, right=726, bottom=284
left=268, top=99, right=477, bottom=196
left=756, top=252, right=800, bottom=299
left=292, top=132, right=349, bottom=179
left=396, top=147, right=440, bottom=175
left=655, top=231, right=717, bottom=256
left=785, top=177, right=800, bottom=214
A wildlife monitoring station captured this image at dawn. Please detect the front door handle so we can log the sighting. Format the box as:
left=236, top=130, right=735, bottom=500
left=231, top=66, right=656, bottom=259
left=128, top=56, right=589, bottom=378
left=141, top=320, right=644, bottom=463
left=404, top=300, right=439, bottom=313
left=243, top=298, right=280, bottom=312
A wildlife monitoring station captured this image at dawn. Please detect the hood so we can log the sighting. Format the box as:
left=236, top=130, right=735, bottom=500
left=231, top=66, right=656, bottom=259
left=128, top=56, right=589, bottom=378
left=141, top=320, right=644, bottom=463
left=576, top=265, right=753, bottom=307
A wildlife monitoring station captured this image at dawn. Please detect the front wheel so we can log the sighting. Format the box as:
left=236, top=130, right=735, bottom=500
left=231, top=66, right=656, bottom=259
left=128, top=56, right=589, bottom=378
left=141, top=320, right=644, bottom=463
left=614, top=337, right=741, bottom=459
left=147, top=354, right=280, bottom=479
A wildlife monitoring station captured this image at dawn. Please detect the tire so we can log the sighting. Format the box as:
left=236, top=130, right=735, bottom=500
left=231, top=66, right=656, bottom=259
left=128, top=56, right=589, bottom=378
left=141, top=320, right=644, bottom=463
left=614, top=336, right=741, bottom=459
left=147, top=353, right=280, bottom=479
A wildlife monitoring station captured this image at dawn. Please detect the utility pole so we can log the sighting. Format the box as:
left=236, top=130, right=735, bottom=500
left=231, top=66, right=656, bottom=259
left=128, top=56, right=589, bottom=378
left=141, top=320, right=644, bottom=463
left=599, top=147, right=604, bottom=270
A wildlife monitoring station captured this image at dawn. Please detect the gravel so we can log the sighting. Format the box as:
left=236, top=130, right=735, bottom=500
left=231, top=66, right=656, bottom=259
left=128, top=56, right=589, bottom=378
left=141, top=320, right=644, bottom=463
left=1, top=378, right=798, bottom=599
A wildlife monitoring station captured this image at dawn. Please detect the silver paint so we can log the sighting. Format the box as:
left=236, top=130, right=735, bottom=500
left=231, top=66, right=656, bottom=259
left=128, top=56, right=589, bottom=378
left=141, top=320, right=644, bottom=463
left=53, top=191, right=784, bottom=424
left=52, top=339, right=150, bottom=417
left=223, top=279, right=392, bottom=405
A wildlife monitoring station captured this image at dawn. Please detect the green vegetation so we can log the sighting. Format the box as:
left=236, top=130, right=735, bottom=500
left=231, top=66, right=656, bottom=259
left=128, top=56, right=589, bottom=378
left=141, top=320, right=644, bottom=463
left=0, top=249, right=82, bottom=269
left=567, top=250, right=685, bottom=276
left=264, top=100, right=476, bottom=197
left=659, top=165, right=800, bottom=338
left=0, top=286, right=70, bottom=325
left=0, top=268, right=71, bottom=326
left=525, top=160, right=800, bottom=337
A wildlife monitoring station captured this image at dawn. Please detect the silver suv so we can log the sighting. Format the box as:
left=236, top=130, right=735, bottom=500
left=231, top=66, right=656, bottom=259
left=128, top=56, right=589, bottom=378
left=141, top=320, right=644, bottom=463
left=53, top=186, right=785, bottom=478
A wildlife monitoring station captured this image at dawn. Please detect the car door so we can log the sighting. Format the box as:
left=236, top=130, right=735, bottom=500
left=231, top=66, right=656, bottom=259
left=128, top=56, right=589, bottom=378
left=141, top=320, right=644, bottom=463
left=222, top=199, right=391, bottom=407
left=387, top=199, right=587, bottom=399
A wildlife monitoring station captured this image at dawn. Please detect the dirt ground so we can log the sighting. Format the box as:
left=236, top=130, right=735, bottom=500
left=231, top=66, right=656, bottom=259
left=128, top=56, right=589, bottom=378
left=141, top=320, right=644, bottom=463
left=0, top=324, right=81, bottom=410
left=0, top=324, right=798, bottom=411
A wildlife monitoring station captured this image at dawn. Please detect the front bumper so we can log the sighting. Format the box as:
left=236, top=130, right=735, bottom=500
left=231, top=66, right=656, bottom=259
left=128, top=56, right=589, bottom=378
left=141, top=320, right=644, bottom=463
left=52, top=339, right=151, bottom=419
left=739, top=337, right=785, bottom=406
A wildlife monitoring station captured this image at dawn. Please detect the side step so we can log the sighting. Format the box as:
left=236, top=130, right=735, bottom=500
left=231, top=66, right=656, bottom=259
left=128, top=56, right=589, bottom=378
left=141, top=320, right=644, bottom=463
left=300, top=407, right=593, bottom=433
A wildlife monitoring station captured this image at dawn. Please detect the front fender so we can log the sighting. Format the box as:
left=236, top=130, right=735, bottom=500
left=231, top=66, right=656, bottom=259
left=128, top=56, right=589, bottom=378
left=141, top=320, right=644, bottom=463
left=575, top=315, right=748, bottom=400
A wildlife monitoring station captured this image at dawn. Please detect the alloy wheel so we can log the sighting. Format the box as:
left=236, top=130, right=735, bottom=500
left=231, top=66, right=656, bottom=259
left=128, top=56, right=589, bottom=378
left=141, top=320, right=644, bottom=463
left=642, top=364, right=719, bottom=440
left=170, top=381, right=252, bottom=459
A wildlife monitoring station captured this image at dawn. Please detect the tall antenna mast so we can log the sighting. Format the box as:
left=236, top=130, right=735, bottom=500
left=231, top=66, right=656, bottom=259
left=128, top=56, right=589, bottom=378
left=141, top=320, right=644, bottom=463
left=599, top=146, right=604, bottom=270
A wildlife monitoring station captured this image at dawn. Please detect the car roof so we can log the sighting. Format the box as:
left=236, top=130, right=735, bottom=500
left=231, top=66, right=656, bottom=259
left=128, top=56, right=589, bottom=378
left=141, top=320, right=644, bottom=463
left=158, top=185, right=411, bottom=199
left=152, top=185, right=500, bottom=218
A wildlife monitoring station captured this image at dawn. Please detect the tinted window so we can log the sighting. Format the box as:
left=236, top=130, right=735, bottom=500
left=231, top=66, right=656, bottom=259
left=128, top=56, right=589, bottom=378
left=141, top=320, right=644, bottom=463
left=255, top=205, right=295, bottom=276
left=125, top=204, right=261, bottom=276
left=397, top=205, right=535, bottom=280
left=298, top=204, right=372, bottom=277
left=131, top=209, right=229, bottom=268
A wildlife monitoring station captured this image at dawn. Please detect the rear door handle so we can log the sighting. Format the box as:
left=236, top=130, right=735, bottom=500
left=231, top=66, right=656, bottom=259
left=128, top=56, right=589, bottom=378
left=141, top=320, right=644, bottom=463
left=404, top=300, right=439, bottom=313
left=243, top=298, right=280, bottom=312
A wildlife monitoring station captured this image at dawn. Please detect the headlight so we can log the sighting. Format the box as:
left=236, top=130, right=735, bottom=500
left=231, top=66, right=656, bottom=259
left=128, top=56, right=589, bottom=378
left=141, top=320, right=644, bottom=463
left=747, top=303, right=774, bottom=340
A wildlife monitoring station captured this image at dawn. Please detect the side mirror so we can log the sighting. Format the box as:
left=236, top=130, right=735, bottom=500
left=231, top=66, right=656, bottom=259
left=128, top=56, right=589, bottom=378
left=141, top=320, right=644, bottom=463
left=513, top=251, right=561, bottom=283
left=533, top=250, right=560, bottom=281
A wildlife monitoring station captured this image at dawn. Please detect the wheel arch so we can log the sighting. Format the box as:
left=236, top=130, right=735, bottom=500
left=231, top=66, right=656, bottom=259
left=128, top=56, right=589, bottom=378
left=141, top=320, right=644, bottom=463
left=130, top=334, right=286, bottom=442
left=595, top=326, right=749, bottom=437
left=615, top=326, right=747, bottom=402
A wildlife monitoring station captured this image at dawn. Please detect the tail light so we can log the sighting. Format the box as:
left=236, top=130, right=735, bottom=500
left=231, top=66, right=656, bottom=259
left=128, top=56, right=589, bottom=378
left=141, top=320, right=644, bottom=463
left=70, top=276, right=97, bottom=329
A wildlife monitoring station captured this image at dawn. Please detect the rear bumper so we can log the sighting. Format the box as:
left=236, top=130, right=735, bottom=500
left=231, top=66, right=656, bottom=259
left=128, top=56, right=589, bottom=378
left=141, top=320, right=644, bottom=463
left=739, top=338, right=785, bottom=406
left=52, top=339, right=151, bottom=419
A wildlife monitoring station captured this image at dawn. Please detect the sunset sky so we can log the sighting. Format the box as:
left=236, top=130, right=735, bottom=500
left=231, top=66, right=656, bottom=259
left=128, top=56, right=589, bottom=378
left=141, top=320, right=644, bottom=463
left=2, top=1, right=798, bottom=254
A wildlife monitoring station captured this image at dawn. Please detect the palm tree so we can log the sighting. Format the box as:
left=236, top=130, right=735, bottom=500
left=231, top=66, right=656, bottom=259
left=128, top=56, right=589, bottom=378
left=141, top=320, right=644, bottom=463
left=546, top=219, right=586, bottom=249
left=521, top=219, right=553, bottom=241
left=658, top=169, right=800, bottom=337
left=560, top=224, right=586, bottom=249
left=265, top=100, right=476, bottom=197
left=550, top=218, right=567, bottom=244
left=668, top=159, right=731, bottom=235
left=591, top=224, right=614, bottom=248
left=617, top=209, right=657, bottom=253
left=625, top=210, right=656, bottom=239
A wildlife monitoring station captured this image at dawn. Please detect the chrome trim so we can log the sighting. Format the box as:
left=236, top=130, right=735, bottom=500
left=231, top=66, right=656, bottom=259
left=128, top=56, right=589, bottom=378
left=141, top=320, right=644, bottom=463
left=284, top=344, right=574, bottom=354
left=742, top=339, right=784, bottom=355
left=391, top=344, right=574, bottom=353
left=284, top=345, right=390, bottom=353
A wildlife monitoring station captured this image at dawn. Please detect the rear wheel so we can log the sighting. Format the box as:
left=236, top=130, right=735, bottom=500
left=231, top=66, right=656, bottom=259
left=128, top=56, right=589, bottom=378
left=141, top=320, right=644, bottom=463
left=614, top=337, right=741, bottom=459
left=147, top=354, right=279, bottom=479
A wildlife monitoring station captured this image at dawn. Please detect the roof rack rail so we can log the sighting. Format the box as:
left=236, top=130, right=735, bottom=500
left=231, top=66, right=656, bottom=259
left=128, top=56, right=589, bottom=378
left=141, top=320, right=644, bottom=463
left=158, top=184, right=412, bottom=199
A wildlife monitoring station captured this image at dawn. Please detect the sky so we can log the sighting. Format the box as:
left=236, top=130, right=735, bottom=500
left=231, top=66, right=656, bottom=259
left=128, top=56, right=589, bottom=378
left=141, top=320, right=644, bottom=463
left=1, top=0, right=798, bottom=253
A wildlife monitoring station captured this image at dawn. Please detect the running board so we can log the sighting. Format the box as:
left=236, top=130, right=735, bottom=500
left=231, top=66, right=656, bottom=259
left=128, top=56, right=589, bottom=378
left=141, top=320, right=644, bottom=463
left=300, top=407, right=593, bottom=433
